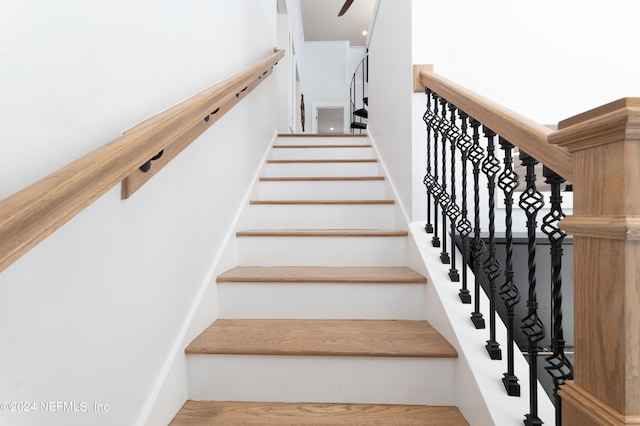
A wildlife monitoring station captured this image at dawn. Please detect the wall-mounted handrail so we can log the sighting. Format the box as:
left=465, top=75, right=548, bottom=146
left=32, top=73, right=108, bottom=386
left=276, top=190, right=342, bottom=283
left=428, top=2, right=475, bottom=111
left=0, top=49, right=284, bottom=273
left=417, top=69, right=573, bottom=181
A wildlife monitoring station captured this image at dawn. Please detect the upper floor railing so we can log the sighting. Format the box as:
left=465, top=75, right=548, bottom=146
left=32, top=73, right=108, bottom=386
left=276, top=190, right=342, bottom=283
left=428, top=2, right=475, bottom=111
left=415, top=66, right=640, bottom=426
left=0, top=49, right=284, bottom=273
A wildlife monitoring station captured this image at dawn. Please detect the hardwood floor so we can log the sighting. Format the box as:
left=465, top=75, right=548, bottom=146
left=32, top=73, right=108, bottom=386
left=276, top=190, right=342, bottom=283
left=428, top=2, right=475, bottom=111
left=185, top=319, right=457, bottom=358
left=216, top=266, right=427, bottom=283
left=272, top=144, right=373, bottom=148
left=267, top=159, right=377, bottom=163
left=170, top=401, right=469, bottom=425
left=259, top=176, right=384, bottom=181
left=249, top=200, right=395, bottom=205
left=236, top=229, right=408, bottom=237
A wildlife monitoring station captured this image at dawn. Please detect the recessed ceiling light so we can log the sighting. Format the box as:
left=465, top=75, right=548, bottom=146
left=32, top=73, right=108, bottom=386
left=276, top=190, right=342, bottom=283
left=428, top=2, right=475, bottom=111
left=330, top=127, right=334, bottom=131
left=362, top=30, right=368, bottom=36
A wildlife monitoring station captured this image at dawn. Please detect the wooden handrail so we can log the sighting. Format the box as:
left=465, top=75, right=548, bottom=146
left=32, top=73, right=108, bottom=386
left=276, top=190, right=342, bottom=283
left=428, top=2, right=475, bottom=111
left=418, top=70, right=574, bottom=181
left=0, top=49, right=284, bottom=273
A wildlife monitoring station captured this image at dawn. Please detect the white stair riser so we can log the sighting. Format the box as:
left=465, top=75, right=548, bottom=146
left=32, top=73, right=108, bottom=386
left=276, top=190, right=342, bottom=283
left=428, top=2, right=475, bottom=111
left=257, top=180, right=385, bottom=200
left=276, top=136, right=368, bottom=146
left=236, top=236, right=407, bottom=266
left=187, top=355, right=456, bottom=405
left=271, top=147, right=373, bottom=160
left=218, top=283, right=428, bottom=320
left=266, top=162, right=379, bottom=177
left=248, top=204, right=395, bottom=229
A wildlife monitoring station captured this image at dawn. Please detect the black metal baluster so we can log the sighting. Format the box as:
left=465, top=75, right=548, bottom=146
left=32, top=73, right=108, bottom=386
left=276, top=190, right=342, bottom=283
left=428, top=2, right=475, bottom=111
left=519, top=151, right=545, bottom=426
left=446, top=103, right=461, bottom=281
left=481, top=126, right=502, bottom=360
left=498, top=137, right=521, bottom=396
left=431, top=93, right=442, bottom=248
left=438, top=97, right=451, bottom=264
left=422, top=88, right=435, bottom=234
left=542, top=166, right=573, bottom=426
left=468, top=118, right=486, bottom=329
left=456, top=111, right=473, bottom=303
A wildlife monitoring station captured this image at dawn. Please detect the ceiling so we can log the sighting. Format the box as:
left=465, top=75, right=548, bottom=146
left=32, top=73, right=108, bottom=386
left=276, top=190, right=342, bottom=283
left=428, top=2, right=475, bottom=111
left=299, top=0, right=376, bottom=47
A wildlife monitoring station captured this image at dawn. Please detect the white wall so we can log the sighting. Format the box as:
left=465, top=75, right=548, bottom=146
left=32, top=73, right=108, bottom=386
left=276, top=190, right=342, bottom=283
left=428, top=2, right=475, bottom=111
left=0, top=1, right=278, bottom=425
left=277, top=0, right=306, bottom=133
left=410, top=0, right=640, bottom=222
left=414, top=0, right=640, bottom=125
left=367, top=0, right=414, bottom=220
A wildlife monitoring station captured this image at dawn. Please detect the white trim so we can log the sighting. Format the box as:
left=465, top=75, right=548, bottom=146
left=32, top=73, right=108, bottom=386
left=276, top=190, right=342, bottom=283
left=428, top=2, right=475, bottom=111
left=367, top=132, right=411, bottom=226
left=369, top=129, right=555, bottom=424
left=407, top=222, right=556, bottom=425
left=137, top=131, right=279, bottom=426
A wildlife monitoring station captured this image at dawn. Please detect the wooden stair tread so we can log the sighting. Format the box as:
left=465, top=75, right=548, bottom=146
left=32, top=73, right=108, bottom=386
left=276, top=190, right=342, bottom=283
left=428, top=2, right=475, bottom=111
left=217, top=266, right=427, bottom=283
left=259, top=176, right=384, bottom=181
left=250, top=200, right=394, bottom=205
left=185, top=319, right=458, bottom=358
left=170, top=401, right=469, bottom=425
left=236, top=229, right=408, bottom=237
left=273, top=144, right=372, bottom=148
left=267, top=159, right=377, bottom=163
left=278, top=133, right=367, bottom=138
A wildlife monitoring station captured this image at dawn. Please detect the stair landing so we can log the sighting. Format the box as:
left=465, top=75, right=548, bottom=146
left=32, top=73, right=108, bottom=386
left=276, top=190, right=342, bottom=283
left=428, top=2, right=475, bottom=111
left=170, top=401, right=469, bottom=425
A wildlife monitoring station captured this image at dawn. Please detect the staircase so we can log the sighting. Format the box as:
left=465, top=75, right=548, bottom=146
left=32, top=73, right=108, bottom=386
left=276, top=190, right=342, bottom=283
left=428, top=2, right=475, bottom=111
left=170, top=134, right=468, bottom=425
left=350, top=53, right=368, bottom=132
left=352, top=97, right=368, bottom=131
left=351, top=106, right=368, bottom=130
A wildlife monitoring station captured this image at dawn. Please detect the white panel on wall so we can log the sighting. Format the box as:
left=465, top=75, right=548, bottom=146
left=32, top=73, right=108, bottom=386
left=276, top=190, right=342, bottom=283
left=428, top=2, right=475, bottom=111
left=367, top=0, right=414, bottom=220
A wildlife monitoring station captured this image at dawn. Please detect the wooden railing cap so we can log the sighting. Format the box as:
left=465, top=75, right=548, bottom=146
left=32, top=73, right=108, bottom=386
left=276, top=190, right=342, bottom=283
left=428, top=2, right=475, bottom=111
left=549, top=97, right=640, bottom=152
left=416, top=68, right=574, bottom=181
left=558, top=97, right=640, bottom=130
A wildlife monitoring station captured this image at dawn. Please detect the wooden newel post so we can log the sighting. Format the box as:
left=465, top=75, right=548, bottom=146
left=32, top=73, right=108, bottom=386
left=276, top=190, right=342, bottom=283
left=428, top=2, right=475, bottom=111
left=550, top=98, right=640, bottom=425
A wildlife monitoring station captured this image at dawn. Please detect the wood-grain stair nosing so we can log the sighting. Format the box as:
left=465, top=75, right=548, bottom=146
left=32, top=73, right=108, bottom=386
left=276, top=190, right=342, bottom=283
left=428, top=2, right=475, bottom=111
left=249, top=200, right=394, bottom=205
left=235, top=229, right=408, bottom=237
left=278, top=133, right=367, bottom=138
left=267, top=159, right=377, bottom=164
left=273, top=144, right=372, bottom=149
left=185, top=319, right=458, bottom=358
left=217, top=266, right=427, bottom=283
left=170, top=401, right=470, bottom=426
left=259, top=176, right=384, bottom=181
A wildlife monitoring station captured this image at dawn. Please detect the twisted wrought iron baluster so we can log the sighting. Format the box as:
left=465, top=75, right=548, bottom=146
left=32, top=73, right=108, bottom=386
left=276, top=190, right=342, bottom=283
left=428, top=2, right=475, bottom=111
left=498, top=137, right=521, bottom=396
left=519, top=151, right=545, bottom=426
left=422, top=88, right=435, bottom=234
left=446, top=103, right=461, bottom=281
left=456, top=110, right=473, bottom=303
left=481, top=126, right=502, bottom=360
left=468, top=118, right=486, bottom=329
left=542, top=166, right=573, bottom=426
left=431, top=93, right=442, bottom=248
left=438, top=97, right=452, bottom=264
